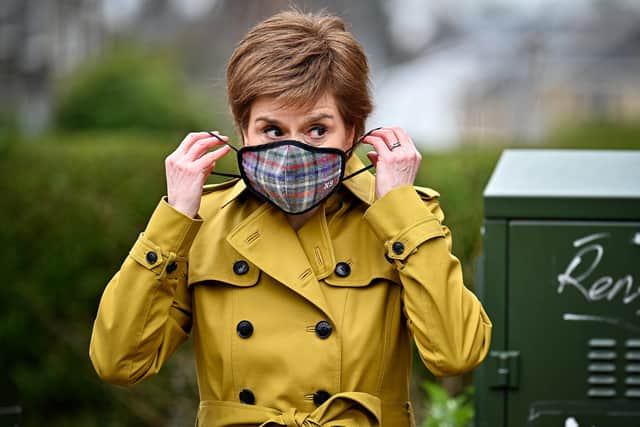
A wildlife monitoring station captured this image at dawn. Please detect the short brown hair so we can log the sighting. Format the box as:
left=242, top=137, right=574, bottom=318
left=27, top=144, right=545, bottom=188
left=226, top=10, right=372, bottom=143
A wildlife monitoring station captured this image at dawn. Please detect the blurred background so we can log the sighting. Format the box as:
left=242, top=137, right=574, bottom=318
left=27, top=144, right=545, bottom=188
left=1, top=0, right=639, bottom=426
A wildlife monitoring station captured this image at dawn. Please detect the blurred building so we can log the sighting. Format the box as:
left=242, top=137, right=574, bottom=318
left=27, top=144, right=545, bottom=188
left=461, top=4, right=640, bottom=143
left=370, top=2, right=640, bottom=147
left=3, top=0, right=640, bottom=146
left=0, top=0, right=105, bottom=134
left=1, top=0, right=390, bottom=135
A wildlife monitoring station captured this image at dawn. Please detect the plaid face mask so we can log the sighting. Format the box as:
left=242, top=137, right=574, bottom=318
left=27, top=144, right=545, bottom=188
left=237, top=140, right=347, bottom=214
left=209, top=130, right=377, bottom=215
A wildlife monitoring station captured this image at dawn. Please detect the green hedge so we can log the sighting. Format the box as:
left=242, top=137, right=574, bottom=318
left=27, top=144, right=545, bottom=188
left=0, top=133, right=236, bottom=426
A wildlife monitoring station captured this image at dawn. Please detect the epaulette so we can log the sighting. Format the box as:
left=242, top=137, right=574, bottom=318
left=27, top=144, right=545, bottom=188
left=202, top=178, right=241, bottom=194
left=414, top=185, right=440, bottom=200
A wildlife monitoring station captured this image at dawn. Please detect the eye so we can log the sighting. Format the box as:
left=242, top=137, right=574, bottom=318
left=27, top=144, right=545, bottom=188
left=309, top=125, right=328, bottom=139
left=263, top=125, right=283, bottom=139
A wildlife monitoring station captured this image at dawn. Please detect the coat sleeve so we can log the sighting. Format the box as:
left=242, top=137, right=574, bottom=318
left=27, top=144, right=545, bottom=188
left=89, top=197, right=202, bottom=385
left=363, top=185, right=492, bottom=376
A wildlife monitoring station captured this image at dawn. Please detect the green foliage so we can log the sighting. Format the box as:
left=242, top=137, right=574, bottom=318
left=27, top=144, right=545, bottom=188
left=545, top=119, right=640, bottom=150
left=0, top=132, right=235, bottom=426
left=54, top=47, right=211, bottom=133
left=413, top=146, right=502, bottom=290
left=422, top=382, right=474, bottom=427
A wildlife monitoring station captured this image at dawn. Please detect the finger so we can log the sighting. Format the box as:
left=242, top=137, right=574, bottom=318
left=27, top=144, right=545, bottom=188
left=176, top=132, right=211, bottom=154
left=186, top=136, right=229, bottom=161
left=366, top=151, right=378, bottom=167
left=370, top=128, right=399, bottom=149
left=194, top=145, right=232, bottom=171
left=361, top=135, right=390, bottom=156
left=358, top=127, right=382, bottom=142
left=391, top=126, right=416, bottom=152
left=180, top=131, right=228, bottom=154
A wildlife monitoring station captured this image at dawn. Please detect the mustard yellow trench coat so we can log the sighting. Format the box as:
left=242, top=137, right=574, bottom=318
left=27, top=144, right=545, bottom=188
left=90, top=156, right=492, bottom=427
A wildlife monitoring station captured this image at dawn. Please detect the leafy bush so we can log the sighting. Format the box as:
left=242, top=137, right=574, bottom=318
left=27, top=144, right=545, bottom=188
left=422, top=382, right=473, bottom=427
left=0, top=132, right=236, bottom=426
left=54, top=47, right=213, bottom=133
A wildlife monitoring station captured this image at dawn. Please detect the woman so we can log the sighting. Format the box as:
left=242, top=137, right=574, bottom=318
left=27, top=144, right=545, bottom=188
left=90, top=10, right=492, bottom=427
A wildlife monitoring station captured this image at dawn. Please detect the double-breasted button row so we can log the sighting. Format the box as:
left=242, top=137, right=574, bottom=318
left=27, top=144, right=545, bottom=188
left=238, top=320, right=332, bottom=340
left=238, top=389, right=330, bottom=407
left=234, top=259, right=350, bottom=278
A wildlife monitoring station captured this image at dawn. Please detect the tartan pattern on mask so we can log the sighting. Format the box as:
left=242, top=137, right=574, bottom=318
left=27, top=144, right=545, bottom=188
left=240, top=143, right=343, bottom=214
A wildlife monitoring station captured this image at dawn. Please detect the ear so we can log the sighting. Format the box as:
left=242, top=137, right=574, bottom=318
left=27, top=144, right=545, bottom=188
left=347, top=126, right=356, bottom=146
left=241, top=127, right=248, bottom=146
left=344, top=126, right=358, bottom=158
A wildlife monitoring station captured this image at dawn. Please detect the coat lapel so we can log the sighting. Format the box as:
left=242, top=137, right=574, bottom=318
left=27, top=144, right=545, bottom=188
left=226, top=203, right=336, bottom=324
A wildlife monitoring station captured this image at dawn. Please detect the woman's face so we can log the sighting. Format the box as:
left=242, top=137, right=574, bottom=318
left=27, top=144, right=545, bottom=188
left=242, top=93, right=355, bottom=151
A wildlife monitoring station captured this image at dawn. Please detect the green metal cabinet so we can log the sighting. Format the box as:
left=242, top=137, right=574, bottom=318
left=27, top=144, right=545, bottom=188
left=475, top=150, right=640, bottom=427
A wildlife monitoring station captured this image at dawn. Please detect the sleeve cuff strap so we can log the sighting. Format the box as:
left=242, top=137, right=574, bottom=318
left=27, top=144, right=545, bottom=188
left=364, top=186, right=445, bottom=260
left=139, top=197, right=203, bottom=257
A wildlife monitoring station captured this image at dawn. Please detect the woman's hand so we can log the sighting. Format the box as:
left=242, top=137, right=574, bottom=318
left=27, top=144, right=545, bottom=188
left=361, top=126, right=422, bottom=200
left=165, top=132, right=232, bottom=218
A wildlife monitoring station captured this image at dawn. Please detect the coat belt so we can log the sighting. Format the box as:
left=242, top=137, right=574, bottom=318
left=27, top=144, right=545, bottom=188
left=197, top=392, right=381, bottom=427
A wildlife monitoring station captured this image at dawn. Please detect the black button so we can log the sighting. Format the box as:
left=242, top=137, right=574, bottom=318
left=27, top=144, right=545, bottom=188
left=315, top=320, right=332, bottom=339
left=233, top=260, right=250, bottom=275
left=237, top=320, right=254, bottom=338
left=146, top=251, right=158, bottom=264
left=239, top=389, right=255, bottom=405
left=166, top=261, right=177, bottom=273
left=313, top=390, right=331, bottom=407
left=392, top=241, right=405, bottom=255
left=334, top=262, right=351, bottom=277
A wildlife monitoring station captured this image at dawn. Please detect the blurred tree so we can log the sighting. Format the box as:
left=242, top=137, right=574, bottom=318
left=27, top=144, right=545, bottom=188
left=54, top=46, right=212, bottom=133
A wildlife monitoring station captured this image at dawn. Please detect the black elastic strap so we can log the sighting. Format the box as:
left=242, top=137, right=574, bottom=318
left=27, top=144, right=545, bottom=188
left=342, top=164, right=375, bottom=181
left=210, top=171, right=241, bottom=178
left=207, top=131, right=239, bottom=152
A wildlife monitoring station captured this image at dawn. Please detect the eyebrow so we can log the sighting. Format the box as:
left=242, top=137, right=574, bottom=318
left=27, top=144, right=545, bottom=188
left=254, top=113, right=335, bottom=125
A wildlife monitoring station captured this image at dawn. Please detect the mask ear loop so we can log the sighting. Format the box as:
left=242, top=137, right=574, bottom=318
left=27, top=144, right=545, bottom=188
left=342, top=127, right=382, bottom=181
left=207, top=131, right=242, bottom=178
left=207, top=131, right=239, bottom=152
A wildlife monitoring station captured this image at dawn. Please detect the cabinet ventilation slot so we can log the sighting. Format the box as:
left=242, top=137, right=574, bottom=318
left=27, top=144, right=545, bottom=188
left=626, top=339, right=640, bottom=399
left=587, top=338, right=617, bottom=398
left=589, top=338, right=616, bottom=348
left=588, top=351, right=616, bottom=360
left=626, top=377, right=640, bottom=386
left=586, top=338, right=640, bottom=399
left=588, top=375, right=616, bottom=385
left=587, top=389, right=616, bottom=398
left=588, top=363, right=615, bottom=373
left=626, top=364, right=640, bottom=373
left=626, top=339, right=640, bottom=348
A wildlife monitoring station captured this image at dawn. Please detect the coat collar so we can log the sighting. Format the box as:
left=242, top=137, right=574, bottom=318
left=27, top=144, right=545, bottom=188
left=219, top=155, right=376, bottom=209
